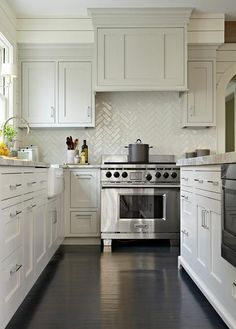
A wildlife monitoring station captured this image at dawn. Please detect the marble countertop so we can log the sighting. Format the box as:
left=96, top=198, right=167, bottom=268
left=62, top=164, right=101, bottom=169
left=0, top=156, right=50, bottom=168
left=177, top=152, right=236, bottom=166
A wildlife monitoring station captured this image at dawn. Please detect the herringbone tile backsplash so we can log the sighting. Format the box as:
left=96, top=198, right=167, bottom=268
left=22, top=92, right=217, bottom=164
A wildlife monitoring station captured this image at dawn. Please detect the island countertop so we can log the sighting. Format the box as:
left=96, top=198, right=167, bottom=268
left=176, top=151, right=236, bottom=166
left=0, top=156, right=50, bottom=168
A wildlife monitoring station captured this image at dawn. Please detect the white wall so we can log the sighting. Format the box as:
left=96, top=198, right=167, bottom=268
left=21, top=92, right=217, bottom=164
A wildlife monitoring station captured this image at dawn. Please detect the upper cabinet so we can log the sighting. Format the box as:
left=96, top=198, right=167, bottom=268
left=182, top=46, right=216, bottom=127
left=22, top=62, right=56, bottom=125
left=19, top=45, right=95, bottom=128
left=97, top=27, right=185, bottom=90
left=58, top=61, right=94, bottom=126
left=89, top=8, right=192, bottom=91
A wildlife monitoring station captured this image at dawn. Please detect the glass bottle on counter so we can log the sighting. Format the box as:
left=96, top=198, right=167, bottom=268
left=82, top=140, right=88, bottom=163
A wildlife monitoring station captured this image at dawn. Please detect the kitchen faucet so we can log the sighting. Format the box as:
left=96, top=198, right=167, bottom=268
left=2, top=116, right=31, bottom=143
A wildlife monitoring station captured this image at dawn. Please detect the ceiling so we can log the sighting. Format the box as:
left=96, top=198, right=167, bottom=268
left=6, top=0, right=236, bottom=20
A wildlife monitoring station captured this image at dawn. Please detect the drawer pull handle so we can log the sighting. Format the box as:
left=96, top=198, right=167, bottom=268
left=10, top=210, right=22, bottom=217
left=75, top=215, right=91, bottom=218
left=28, top=181, right=37, bottom=185
left=181, top=195, right=189, bottom=200
left=181, top=177, right=188, bottom=181
left=233, top=282, right=236, bottom=287
left=207, top=180, right=219, bottom=186
left=75, top=174, right=92, bottom=178
left=194, top=179, right=203, bottom=183
left=27, top=204, right=37, bottom=210
left=181, top=229, right=189, bottom=236
left=10, top=264, right=22, bottom=275
left=9, top=183, right=22, bottom=189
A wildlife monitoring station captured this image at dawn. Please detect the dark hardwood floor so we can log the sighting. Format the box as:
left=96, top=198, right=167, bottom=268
left=7, top=243, right=229, bottom=329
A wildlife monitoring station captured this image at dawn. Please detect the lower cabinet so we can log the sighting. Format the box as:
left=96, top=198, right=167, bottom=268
left=70, top=211, right=99, bottom=236
left=64, top=168, right=100, bottom=239
left=34, top=194, right=47, bottom=278
left=1, top=248, right=23, bottom=326
left=0, top=167, right=63, bottom=329
left=179, top=166, right=236, bottom=329
left=180, top=189, right=196, bottom=267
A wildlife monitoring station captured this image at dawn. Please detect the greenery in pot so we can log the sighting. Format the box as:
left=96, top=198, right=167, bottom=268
left=0, top=124, right=17, bottom=142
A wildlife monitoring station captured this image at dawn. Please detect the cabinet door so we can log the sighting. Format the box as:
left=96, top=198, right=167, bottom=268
left=58, top=62, right=93, bottom=126
left=97, top=27, right=185, bottom=89
left=1, top=248, right=23, bottom=324
left=34, top=195, right=47, bottom=277
left=70, top=171, right=98, bottom=208
left=186, top=61, right=214, bottom=126
left=180, top=190, right=196, bottom=264
left=0, top=203, right=24, bottom=262
left=195, top=194, right=222, bottom=283
left=196, top=200, right=211, bottom=271
left=22, top=62, right=56, bottom=125
left=70, top=211, right=99, bottom=236
left=46, top=199, right=58, bottom=251
left=23, top=199, right=35, bottom=293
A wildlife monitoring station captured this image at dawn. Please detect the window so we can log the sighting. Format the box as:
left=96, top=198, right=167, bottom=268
left=0, top=32, right=14, bottom=125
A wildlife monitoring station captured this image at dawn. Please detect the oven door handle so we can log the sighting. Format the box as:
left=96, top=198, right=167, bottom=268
left=102, top=184, right=180, bottom=189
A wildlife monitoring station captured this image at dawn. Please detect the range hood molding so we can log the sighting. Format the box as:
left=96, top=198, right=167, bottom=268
left=88, top=8, right=193, bottom=28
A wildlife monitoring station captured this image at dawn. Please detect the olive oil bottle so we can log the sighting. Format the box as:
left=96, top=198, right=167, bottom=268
left=82, top=140, right=88, bottom=163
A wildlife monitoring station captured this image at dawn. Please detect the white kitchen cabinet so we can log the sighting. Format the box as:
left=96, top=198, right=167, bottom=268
left=0, top=166, right=63, bottom=329
left=70, top=170, right=99, bottom=208
left=22, top=61, right=56, bottom=125
left=97, top=27, right=186, bottom=91
left=178, top=166, right=236, bottom=329
left=58, top=62, right=94, bottom=126
left=21, top=58, right=95, bottom=128
left=0, top=202, right=24, bottom=262
left=34, top=194, right=47, bottom=278
left=23, top=198, right=35, bottom=293
left=180, top=190, right=196, bottom=266
left=1, top=247, right=23, bottom=326
left=182, top=61, right=215, bottom=127
left=70, top=211, right=99, bottom=236
left=64, top=168, right=100, bottom=238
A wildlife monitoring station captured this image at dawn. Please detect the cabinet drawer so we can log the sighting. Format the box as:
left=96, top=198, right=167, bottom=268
left=24, top=172, right=47, bottom=193
left=70, top=171, right=98, bottom=208
left=181, top=170, right=193, bottom=187
left=0, top=202, right=24, bottom=261
left=1, top=247, right=23, bottom=323
left=70, top=212, right=99, bottom=236
left=194, top=170, right=221, bottom=193
left=0, top=173, right=23, bottom=200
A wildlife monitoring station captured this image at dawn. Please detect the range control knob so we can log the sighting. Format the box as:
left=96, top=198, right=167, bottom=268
left=163, top=172, right=169, bottom=179
left=171, top=172, right=177, bottom=179
left=155, top=172, right=161, bottom=178
left=146, top=173, right=152, bottom=181
left=114, top=171, right=120, bottom=178
left=106, top=171, right=112, bottom=178
left=122, top=171, right=128, bottom=178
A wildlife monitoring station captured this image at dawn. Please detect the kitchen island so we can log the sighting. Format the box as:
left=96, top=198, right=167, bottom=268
left=177, top=154, right=236, bottom=329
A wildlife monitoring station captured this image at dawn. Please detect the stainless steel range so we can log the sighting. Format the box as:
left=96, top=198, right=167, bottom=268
left=101, top=155, right=180, bottom=245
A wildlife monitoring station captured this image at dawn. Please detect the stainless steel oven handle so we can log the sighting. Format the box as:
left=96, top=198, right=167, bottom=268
left=102, top=184, right=180, bottom=189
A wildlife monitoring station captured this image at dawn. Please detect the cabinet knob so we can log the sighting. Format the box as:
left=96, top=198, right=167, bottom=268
left=10, top=264, right=22, bottom=275
left=50, top=106, right=55, bottom=118
left=87, top=106, right=91, bottom=118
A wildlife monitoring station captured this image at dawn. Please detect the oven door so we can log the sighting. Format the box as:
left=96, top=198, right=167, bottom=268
left=222, top=179, right=236, bottom=267
left=101, top=186, right=179, bottom=234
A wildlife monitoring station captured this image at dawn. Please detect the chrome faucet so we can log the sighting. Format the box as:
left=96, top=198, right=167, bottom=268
left=2, top=116, right=30, bottom=143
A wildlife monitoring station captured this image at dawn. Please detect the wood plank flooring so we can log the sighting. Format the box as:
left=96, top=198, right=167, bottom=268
left=6, top=243, right=229, bottom=329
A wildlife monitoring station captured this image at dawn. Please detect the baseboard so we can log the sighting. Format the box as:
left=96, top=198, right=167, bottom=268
left=63, top=237, right=101, bottom=245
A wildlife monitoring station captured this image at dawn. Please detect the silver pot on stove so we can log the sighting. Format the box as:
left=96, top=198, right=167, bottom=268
left=125, top=139, right=153, bottom=163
